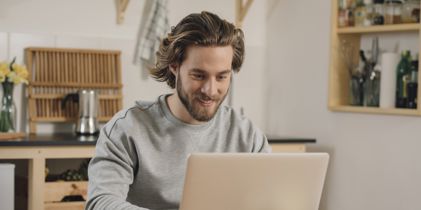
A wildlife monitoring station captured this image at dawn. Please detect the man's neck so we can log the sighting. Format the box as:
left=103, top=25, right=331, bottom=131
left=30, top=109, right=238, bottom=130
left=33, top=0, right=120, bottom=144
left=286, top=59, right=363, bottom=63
left=166, top=94, right=204, bottom=125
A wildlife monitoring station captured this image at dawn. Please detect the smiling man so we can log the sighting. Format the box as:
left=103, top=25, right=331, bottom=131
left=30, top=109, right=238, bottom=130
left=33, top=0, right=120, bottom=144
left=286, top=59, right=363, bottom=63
left=86, top=11, right=271, bottom=210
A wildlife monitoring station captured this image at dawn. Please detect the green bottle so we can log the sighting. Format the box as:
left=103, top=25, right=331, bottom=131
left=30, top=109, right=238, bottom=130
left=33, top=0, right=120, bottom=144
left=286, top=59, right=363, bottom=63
left=396, top=50, right=412, bottom=108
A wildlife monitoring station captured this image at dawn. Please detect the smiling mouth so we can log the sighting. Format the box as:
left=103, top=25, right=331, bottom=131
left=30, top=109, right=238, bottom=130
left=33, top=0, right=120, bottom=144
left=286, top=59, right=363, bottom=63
left=198, top=98, right=215, bottom=107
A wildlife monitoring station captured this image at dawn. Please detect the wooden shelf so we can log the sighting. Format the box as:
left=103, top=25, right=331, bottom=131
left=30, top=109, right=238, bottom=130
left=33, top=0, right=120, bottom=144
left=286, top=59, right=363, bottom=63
left=337, top=23, right=420, bottom=34
left=329, top=105, right=421, bottom=116
left=0, top=132, right=26, bottom=140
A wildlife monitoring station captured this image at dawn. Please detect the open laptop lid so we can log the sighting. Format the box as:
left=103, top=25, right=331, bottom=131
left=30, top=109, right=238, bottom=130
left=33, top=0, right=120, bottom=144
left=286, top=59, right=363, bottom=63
left=179, top=153, right=329, bottom=210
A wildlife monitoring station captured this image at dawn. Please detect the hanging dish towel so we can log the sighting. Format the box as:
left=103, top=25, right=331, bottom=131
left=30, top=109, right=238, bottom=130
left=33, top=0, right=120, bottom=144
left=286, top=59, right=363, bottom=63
left=133, top=0, right=169, bottom=76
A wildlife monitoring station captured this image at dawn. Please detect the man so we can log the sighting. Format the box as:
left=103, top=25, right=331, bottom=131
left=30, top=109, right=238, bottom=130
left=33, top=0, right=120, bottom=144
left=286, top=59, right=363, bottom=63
left=86, top=11, right=271, bottom=210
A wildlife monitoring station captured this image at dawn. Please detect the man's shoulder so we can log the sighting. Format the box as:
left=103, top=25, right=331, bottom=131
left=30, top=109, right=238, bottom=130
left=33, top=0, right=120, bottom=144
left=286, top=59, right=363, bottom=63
left=103, top=97, right=162, bottom=135
left=217, top=105, right=254, bottom=128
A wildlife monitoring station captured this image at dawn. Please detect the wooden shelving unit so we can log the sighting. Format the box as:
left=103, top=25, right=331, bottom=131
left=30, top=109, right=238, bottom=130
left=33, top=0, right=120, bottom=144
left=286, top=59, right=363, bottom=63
left=25, top=47, right=123, bottom=133
left=328, top=0, right=421, bottom=116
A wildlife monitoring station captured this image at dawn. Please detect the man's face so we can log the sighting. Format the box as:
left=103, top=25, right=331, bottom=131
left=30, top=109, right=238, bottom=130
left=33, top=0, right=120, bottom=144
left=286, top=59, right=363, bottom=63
left=172, top=45, right=233, bottom=122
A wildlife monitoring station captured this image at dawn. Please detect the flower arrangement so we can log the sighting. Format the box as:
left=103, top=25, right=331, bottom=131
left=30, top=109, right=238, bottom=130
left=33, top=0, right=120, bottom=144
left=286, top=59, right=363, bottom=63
left=0, top=57, right=29, bottom=85
left=0, top=57, right=29, bottom=132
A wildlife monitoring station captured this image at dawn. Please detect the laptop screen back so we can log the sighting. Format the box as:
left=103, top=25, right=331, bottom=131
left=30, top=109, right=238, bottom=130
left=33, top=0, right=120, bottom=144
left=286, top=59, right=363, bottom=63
left=179, top=153, right=329, bottom=210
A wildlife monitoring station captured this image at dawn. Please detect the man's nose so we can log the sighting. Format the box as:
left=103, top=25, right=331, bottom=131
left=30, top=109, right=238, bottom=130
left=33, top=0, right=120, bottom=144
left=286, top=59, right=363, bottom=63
left=201, top=78, right=218, bottom=97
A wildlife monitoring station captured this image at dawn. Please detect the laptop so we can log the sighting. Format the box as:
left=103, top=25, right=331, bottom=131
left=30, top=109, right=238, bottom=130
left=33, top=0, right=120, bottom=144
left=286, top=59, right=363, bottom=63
left=179, top=153, right=329, bottom=210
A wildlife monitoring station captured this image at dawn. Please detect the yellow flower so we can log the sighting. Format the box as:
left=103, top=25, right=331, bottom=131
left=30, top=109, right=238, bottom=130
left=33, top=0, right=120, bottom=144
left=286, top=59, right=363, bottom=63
left=0, top=72, right=6, bottom=83
left=6, top=71, right=28, bottom=84
left=0, top=62, right=10, bottom=76
left=12, top=63, right=29, bottom=79
left=0, top=59, right=29, bottom=85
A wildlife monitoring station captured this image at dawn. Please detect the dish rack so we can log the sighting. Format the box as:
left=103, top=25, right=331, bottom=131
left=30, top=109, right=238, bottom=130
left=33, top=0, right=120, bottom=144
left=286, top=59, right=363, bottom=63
left=25, top=47, right=123, bottom=133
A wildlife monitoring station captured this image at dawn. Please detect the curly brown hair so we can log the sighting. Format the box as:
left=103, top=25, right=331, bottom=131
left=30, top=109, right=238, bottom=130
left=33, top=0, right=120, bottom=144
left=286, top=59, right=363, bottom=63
left=150, top=11, right=245, bottom=89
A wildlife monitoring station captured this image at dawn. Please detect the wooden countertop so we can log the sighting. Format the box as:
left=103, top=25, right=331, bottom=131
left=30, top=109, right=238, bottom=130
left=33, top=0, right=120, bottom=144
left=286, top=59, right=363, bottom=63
left=0, top=133, right=316, bottom=146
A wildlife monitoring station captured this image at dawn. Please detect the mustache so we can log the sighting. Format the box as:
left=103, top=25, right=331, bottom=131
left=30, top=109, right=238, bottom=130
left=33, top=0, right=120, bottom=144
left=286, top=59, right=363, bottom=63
left=195, top=93, right=218, bottom=101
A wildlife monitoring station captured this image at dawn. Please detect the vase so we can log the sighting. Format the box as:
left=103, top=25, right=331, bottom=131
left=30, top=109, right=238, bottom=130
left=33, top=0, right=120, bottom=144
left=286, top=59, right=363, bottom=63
left=0, top=81, right=17, bottom=132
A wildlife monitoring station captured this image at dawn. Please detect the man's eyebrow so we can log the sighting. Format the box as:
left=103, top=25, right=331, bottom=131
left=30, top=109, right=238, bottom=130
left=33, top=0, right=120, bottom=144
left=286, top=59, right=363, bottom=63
left=218, top=70, right=232, bottom=75
left=190, top=69, right=232, bottom=74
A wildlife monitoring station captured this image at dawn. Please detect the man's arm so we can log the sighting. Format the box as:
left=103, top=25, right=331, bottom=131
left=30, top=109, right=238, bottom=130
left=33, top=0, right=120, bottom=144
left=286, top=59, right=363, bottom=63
left=252, top=127, right=272, bottom=153
left=85, top=126, right=148, bottom=210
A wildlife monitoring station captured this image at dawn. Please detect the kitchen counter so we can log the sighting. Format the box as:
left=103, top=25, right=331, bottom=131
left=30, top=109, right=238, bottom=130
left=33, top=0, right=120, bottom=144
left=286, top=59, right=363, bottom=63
left=0, top=133, right=315, bottom=210
left=0, top=133, right=315, bottom=146
left=0, top=133, right=98, bottom=146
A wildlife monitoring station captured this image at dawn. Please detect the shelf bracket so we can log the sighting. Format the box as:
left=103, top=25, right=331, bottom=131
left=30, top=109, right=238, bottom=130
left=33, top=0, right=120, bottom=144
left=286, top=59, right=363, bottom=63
left=116, top=0, right=130, bottom=25
left=235, top=0, right=254, bottom=28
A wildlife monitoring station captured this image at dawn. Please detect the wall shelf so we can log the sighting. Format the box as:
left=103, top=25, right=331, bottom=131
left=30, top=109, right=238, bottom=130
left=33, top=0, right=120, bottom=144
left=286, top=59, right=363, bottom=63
left=328, top=105, right=421, bottom=116
left=328, top=0, right=421, bottom=116
left=337, top=23, right=420, bottom=34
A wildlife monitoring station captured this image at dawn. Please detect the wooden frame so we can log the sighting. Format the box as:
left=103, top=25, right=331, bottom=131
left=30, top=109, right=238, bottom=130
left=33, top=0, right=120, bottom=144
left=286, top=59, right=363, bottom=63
left=0, top=146, right=94, bottom=210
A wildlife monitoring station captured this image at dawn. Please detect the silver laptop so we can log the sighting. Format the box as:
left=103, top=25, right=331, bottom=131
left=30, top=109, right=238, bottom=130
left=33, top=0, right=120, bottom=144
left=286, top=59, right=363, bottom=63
left=179, top=153, right=329, bottom=210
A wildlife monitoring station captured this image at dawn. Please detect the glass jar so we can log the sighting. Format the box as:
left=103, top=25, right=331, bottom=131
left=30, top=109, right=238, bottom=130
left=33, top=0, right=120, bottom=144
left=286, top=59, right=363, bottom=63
left=402, top=0, right=420, bottom=23
left=364, top=68, right=381, bottom=107
left=372, top=0, right=385, bottom=25
left=349, top=75, right=365, bottom=106
left=384, top=0, right=403, bottom=24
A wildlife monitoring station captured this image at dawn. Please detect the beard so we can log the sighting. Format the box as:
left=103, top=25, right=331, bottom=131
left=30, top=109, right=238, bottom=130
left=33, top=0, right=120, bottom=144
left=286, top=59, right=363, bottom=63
left=176, top=75, right=228, bottom=122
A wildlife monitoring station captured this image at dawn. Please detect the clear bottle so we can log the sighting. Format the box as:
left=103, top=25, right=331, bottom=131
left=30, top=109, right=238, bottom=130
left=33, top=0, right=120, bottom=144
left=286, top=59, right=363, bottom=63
left=402, top=0, right=420, bottom=23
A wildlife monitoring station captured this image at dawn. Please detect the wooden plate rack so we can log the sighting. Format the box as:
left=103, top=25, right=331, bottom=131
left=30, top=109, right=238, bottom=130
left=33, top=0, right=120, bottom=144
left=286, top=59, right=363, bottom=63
left=25, top=47, right=123, bottom=133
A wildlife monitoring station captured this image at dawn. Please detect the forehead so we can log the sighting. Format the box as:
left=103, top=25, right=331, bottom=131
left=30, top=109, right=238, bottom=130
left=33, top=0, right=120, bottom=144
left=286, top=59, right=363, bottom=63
left=181, top=45, right=233, bottom=74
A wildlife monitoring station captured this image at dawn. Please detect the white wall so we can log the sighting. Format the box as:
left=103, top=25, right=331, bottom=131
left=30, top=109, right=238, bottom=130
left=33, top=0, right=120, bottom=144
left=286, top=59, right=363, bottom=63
left=0, top=0, right=267, bottom=133
left=266, top=1, right=421, bottom=210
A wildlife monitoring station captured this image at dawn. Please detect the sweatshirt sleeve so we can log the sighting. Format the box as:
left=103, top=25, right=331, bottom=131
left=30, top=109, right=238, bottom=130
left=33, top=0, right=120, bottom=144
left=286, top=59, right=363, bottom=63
left=85, top=124, right=148, bottom=210
left=252, top=127, right=272, bottom=153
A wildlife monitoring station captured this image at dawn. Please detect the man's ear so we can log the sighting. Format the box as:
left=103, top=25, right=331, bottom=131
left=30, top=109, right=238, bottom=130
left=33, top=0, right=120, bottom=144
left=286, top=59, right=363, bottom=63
left=169, top=63, right=178, bottom=76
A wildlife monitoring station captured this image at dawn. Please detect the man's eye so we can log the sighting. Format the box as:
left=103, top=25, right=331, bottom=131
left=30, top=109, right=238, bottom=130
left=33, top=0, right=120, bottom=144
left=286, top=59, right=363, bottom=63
left=217, top=75, right=228, bottom=81
left=192, top=74, right=204, bottom=80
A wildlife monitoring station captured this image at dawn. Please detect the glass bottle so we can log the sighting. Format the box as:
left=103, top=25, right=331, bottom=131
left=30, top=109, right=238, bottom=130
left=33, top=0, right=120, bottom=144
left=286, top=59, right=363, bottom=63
left=385, top=0, right=403, bottom=24
left=396, top=50, right=412, bottom=108
left=406, top=59, right=418, bottom=108
left=354, top=0, right=367, bottom=26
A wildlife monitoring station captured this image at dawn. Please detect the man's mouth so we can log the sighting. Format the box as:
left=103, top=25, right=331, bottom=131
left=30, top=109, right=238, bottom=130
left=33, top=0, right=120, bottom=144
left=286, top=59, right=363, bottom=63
left=198, top=98, right=214, bottom=107
left=196, top=95, right=217, bottom=107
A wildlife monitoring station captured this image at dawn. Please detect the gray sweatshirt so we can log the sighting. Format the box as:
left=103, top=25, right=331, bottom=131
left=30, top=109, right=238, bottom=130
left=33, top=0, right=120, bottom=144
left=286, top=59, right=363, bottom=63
left=86, top=94, right=271, bottom=210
